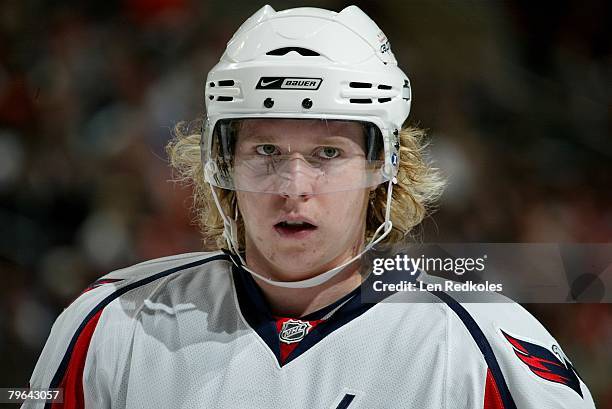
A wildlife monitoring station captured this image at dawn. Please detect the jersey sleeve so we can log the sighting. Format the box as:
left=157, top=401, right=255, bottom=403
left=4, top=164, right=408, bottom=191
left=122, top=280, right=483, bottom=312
left=22, top=252, right=222, bottom=409
left=462, top=302, right=597, bottom=409
left=22, top=282, right=118, bottom=409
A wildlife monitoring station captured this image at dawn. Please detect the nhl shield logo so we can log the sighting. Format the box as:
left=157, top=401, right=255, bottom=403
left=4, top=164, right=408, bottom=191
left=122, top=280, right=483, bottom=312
left=279, top=319, right=312, bottom=344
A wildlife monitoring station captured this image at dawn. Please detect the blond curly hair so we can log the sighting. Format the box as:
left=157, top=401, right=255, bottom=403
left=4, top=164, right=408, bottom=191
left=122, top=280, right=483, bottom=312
left=166, top=119, right=445, bottom=250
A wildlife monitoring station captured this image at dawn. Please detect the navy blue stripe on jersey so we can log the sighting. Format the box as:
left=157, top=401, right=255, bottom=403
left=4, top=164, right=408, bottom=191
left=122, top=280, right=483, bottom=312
left=231, top=262, right=393, bottom=367
left=430, top=291, right=517, bottom=409
left=231, top=264, right=281, bottom=361
left=335, top=393, right=356, bottom=409
left=285, top=290, right=377, bottom=365
left=45, top=254, right=230, bottom=408
left=301, top=285, right=360, bottom=321
left=227, top=250, right=357, bottom=362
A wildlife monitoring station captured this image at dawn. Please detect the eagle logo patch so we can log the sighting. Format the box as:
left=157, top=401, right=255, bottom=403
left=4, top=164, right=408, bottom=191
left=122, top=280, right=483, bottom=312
left=502, top=330, right=583, bottom=398
left=279, top=319, right=312, bottom=344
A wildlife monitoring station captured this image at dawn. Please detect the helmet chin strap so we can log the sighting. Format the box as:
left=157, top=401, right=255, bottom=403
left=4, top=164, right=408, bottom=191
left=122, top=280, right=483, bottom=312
left=210, top=179, right=395, bottom=289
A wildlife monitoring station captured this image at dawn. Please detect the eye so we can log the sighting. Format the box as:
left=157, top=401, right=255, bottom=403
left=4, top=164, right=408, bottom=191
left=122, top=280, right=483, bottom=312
left=255, top=144, right=280, bottom=156
left=316, top=146, right=341, bottom=159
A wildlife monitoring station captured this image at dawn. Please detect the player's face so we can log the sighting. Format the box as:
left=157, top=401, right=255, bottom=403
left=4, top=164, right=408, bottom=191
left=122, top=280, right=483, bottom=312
left=235, top=119, right=370, bottom=282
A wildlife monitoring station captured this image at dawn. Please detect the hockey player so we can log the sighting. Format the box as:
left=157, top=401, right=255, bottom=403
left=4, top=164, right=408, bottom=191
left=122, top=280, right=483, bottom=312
left=25, top=5, right=596, bottom=409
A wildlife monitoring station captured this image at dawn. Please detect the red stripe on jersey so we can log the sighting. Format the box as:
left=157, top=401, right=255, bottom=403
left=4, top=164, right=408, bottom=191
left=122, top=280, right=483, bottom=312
left=51, top=309, right=103, bottom=409
left=483, top=368, right=505, bottom=409
left=79, top=279, right=123, bottom=296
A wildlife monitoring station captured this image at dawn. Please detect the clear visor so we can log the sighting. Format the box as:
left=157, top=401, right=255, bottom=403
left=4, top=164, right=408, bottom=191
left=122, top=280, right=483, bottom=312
left=203, top=118, right=390, bottom=195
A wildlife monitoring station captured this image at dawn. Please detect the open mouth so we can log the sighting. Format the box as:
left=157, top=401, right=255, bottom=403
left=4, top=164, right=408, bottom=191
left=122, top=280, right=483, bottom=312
left=274, top=220, right=317, bottom=237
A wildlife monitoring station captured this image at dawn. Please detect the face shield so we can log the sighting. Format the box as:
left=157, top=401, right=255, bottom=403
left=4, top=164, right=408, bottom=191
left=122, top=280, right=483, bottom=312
left=202, top=118, right=393, bottom=195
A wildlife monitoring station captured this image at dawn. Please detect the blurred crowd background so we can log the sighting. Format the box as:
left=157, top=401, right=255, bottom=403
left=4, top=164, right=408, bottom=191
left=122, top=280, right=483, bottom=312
left=0, top=0, right=610, bottom=406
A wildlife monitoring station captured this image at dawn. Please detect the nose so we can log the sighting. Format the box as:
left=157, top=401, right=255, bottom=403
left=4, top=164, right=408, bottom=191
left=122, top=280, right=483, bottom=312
left=277, top=155, right=321, bottom=198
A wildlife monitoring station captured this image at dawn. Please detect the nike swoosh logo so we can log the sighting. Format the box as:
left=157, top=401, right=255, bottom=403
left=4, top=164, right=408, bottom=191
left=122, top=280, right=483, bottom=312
left=260, top=79, right=281, bottom=87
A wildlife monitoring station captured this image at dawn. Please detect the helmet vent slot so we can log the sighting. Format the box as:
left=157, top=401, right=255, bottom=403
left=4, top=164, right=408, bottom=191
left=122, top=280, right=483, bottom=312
left=349, top=82, right=372, bottom=88
left=217, top=96, right=233, bottom=102
left=402, top=80, right=411, bottom=101
left=377, top=84, right=392, bottom=90
left=350, top=98, right=372, bottom=104
left=266, top=47, right=320, bottom=56
left=218, top=80, right=235, bottom=86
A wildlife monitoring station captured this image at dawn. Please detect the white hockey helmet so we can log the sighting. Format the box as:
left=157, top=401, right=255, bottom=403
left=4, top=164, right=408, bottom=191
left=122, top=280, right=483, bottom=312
left=202, top=5, right=411, bottom=195
left=202, top=5, right=411, bottom=287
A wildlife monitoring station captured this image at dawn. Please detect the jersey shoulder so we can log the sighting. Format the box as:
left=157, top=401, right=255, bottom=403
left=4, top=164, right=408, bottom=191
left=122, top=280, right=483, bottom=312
left=98, top=250, right=227, bottom=281
left=421, top=272, right=596, bottom=409
left=67, top=250, right=231, bottom=330
left=28, top=251, right=232, bottom=395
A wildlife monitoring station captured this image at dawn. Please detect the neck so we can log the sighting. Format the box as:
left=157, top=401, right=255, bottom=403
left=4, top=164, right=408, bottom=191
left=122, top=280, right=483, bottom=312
left=251, top=260, right=363, bottom=317
left=242, top=227, right=368, bottom=317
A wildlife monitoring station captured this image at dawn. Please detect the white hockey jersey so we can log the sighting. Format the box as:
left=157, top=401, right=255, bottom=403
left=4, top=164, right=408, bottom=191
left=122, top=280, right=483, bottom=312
left=25, top=251, right=596, bottom=408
